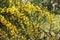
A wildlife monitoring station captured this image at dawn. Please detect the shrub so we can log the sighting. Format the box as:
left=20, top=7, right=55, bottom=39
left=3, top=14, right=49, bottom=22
left=0, top=0, right=60, bottom=40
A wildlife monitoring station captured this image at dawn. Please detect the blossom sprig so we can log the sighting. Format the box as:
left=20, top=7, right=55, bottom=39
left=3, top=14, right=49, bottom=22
left=44, top=11, right=55, bottom=24
left=0, top=15, right=18, bottom=38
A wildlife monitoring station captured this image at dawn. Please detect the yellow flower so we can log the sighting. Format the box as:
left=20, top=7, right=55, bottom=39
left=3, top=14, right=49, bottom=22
left=6, top=23, right=12, bottom=27
left=1, top=9, right=5, bottom=13
left=16, top=1, right=20, bottom=5
left=35, top=6, right=41, bottom=11
left=9, top=0, right=12, bottom=3
left=27, top=10, right=31, bottom=14
left=27, top=1, right=31, bottom=5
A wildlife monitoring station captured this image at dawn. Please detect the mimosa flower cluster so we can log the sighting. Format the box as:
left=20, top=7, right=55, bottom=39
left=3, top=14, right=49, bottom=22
left=0, top=0, right=59, bottom=40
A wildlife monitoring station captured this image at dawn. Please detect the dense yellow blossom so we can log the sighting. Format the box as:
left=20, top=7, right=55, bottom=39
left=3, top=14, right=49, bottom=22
left=44, top=11, right=55, bottom=24
left=0, top=0, right=57, bottom=40
left=0, top=15, right=18, bottom=38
